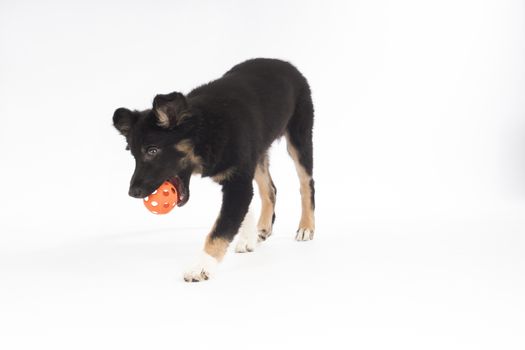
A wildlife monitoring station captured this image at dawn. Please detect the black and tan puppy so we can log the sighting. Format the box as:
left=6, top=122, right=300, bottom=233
left=113, top=58, right=315, bottom=282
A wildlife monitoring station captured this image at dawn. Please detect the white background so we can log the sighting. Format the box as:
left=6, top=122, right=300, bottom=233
left=1, top=0, right=524, bottom=349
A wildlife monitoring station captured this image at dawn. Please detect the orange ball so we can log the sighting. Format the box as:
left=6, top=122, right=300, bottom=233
left=143, top=181, right=179, bottom=215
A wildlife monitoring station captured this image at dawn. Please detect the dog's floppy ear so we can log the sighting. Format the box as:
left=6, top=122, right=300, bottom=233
left=113, top=107, right=137, bottom=137
left=153, top=92, right=190, bottom=129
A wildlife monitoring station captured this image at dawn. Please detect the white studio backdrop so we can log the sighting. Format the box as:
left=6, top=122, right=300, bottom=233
left=1, top=1, right=525, bottom=350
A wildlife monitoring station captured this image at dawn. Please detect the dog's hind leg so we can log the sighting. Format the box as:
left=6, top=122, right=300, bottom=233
left=286, top=88, right=315, bottom=241
left=254, top=153, right=277, bottom=242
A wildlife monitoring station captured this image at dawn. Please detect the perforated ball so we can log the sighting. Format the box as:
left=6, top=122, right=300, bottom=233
left=143, top=181, right=179, bottom=215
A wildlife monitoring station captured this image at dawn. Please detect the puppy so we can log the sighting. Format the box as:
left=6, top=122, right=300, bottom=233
left=113, top=58, right=315, bottom=282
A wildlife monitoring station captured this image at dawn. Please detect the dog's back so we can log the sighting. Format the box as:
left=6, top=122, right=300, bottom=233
left=187, top=58, right=312, bottom=155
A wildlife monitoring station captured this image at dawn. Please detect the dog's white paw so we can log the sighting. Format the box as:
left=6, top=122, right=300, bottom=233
left=235, top=234, right=256, bottom=253
left=295, top=228, right=314, bottom=241
left=235, top=209, right=257, bottom=253
left=183, top=252, right=218, bottom=282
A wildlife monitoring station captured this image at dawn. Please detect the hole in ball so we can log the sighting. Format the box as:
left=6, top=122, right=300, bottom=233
left=151, top=201, right=158, bottom=207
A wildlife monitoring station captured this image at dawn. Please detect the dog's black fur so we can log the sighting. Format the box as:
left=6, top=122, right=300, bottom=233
left=113, top=58, right=314, bottom=263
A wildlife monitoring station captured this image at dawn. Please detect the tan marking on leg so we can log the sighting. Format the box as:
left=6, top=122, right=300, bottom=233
left=211, top=167, right=237, bottom=183
left=204, top=233, right=229, bottom=262
left=175, top=139, right=203, bottom=173
left=286, top=133, right=315, bottom=232
left=254, top=155, right=275, bottom=239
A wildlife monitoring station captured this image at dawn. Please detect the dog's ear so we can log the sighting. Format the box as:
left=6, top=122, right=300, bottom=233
left=153, top=92, right=190, bottom=129
left=113, top=107, right=137, bottom=137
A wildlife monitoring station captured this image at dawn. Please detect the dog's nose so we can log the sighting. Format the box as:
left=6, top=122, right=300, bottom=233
left=129, top=187, right=147, bottom=198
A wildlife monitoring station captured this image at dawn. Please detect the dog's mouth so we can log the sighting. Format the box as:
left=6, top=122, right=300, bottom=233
left=168, top=176, right=189, bottom=207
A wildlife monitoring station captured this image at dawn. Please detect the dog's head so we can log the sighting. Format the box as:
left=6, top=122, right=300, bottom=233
left=113, top=92, right=201, bottom=206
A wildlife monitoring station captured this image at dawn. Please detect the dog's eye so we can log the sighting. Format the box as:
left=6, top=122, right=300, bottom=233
left=147, top=146, right=159, bottom=155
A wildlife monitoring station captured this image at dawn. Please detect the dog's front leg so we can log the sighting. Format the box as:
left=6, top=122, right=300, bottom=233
left=183, top=176, right=254, bottom=282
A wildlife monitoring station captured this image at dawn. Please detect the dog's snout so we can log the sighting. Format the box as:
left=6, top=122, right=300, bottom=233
left=129, top=187, right=147, bottom=198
